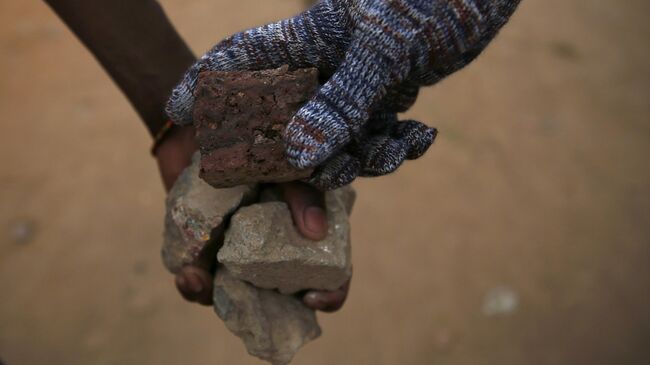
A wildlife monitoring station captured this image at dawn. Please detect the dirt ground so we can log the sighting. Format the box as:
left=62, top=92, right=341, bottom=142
left=1, top=1, right=649, bottom=364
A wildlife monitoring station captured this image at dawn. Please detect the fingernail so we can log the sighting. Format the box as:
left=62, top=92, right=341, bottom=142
left=187, top=273, right=204, bottom=293
left=303, top=206, right=327, bottom=235
left=304, top=292, right=326, bottom=310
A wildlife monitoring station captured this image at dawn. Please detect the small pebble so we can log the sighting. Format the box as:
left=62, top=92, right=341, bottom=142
left=10, top=219, right=36, bottom=244
left=482, top=286, right=519, bottom=317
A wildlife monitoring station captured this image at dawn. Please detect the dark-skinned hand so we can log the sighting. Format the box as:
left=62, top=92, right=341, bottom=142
left=155, top=125, right=350, bottom=312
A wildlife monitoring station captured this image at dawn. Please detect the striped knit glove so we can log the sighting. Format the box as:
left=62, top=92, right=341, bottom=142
left=166, top=0, right=521, bottom=190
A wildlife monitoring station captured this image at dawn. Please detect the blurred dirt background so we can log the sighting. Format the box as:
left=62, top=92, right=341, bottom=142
left=1, top=0, right=649, bottom=364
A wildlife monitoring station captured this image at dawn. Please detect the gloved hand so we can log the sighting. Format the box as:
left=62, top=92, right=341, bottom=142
left=166, top=0, right=521, bottom=189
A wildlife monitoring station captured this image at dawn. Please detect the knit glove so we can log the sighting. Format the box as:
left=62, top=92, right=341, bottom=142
left=166, top=0, right=521, bottom=189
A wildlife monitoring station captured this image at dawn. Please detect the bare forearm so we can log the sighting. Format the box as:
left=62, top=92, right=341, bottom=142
left=44, top=0, right=195, bottom=136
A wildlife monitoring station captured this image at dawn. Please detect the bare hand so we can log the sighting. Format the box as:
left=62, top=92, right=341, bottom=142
left=155, top=126, right=350, bottom=312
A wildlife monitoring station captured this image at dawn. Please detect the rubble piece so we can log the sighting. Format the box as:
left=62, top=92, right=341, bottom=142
left=218, top=187, right=355, bottom=294
left=192, top=66, right=319, bottom=188
left=213, top=268, right=321, bottom=365
left=162, top=152, right=258, bottom=273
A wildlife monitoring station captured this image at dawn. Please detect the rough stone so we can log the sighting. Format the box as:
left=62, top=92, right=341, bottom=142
left=192, top=66, right=318, bottom=188
left=213, top=268, right=321, bottom=365
left=162, top=152, right=257, bottom=273
left=218, top=186, right=355, bottom=294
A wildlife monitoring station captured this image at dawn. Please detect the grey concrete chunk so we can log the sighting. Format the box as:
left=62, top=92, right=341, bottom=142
left=213, top=268, right=321, bottom=365
left=218, top=186, right=354, bottom=294
left=162, top=152, right=257, bottom=273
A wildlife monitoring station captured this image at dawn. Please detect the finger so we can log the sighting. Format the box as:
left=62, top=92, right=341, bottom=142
left=361, top=111, right=397, bottom=135
left=308, top=152, right=360, bottom=190
left=382, top=81, right=420, bottom=113
left=154, top=126, right=198, bottom=191
left=357, top=134, right=408, bottom=176
left=351, top=118, right=437, bottom=177
left=391, top=120, right=437, bottom=160
left=175, top=266, right=214, bottom=306
left=303, top=279, right=350, bottom=313
left=284, top=25, right=413, bottom=170
left=280, top=182, right=328, bottom=241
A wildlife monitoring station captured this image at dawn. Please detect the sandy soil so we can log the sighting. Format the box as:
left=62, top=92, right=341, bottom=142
left=1, top=0, right=649, bottom=364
